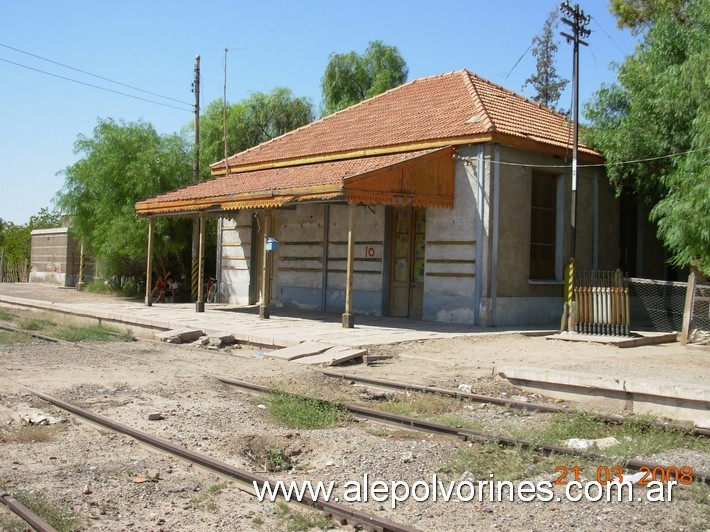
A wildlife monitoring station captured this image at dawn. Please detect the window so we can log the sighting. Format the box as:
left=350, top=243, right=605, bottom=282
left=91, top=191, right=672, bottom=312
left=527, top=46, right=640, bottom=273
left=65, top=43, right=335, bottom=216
left=530, top=172, right=557, bottom=279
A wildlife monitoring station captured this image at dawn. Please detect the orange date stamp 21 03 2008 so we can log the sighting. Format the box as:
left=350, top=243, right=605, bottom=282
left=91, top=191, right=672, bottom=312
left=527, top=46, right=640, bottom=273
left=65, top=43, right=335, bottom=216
left=554, top=465, right=694, bottom=486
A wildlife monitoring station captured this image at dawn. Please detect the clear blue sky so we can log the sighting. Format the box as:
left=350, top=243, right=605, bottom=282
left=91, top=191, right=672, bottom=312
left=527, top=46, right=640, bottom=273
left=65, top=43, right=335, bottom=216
left=0, top=0, right=637, bottom=225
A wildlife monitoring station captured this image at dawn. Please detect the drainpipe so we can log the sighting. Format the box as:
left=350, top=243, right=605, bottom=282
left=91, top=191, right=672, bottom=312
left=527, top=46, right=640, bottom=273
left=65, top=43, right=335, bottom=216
left=491, top=144, right=501, bottom=326
left=474, top=145, right=485, bottom=325
left=216, top=217, right=223, bottom=301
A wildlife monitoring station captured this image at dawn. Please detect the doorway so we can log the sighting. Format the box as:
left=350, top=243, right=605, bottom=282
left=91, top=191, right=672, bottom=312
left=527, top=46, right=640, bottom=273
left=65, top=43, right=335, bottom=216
left=389, top=207, right=426, bottom=318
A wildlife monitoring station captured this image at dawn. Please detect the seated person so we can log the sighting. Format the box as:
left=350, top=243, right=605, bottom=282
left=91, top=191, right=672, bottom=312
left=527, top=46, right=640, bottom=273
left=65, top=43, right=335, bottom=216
left=151, top=275, right=166, bottom=303
left=165, top=277, right=178, bottom=303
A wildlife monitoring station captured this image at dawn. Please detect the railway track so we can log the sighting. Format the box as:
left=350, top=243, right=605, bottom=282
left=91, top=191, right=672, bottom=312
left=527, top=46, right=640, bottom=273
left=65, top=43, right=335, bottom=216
left=216, top=376, right=710, bottom=485
left=0, top=375, right=418, bottom=532
left=1, top=318, right=709, bottom=531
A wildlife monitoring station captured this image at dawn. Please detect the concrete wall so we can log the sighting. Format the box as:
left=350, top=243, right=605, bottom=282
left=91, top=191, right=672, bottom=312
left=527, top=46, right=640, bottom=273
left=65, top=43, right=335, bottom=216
left=29, top=228, right=93, bottom=287
left=220, top=213, right=253, bottom=305
left=490, top=146, right=620, bottom=325
left=423, top=144, right=479, bottom=324
left=219, top=204, right=387, bottom=315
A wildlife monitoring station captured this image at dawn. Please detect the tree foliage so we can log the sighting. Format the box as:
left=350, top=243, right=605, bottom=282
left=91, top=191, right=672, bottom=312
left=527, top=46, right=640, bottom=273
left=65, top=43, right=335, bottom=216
left=523, top=11, right=569, bottom=111
left=610, top=0, right=688, bottom=33
left=0, top=208, right=63, bottom=264
left=321, top=40, right=408, bottom=115
left=199, top=87, right=313, bottom=178
left=56, top=118, right=193, bottom=281
left=584, top=0, right=710, bottom=272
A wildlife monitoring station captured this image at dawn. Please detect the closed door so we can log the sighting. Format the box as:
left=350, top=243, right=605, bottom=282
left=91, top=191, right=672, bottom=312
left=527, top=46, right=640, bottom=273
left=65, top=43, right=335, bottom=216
left=389, top=208, right=426, bottom=318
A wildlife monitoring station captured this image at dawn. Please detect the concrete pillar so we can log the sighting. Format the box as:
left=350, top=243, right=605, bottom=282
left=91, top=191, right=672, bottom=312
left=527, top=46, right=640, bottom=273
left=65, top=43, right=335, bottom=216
left=342, top=203, right=355, bottom=328
left=144, top=217, right=154, bottom=306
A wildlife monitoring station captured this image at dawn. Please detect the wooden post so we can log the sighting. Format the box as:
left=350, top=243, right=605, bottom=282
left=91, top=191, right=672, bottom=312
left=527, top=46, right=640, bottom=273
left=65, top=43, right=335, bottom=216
left=0, top=247, right=5, bottom=283
left=342, top=203, right=355, bottom=328
left=680, top=270, right=697, bottom=345
left=259, top=210, right=271, bottom=319
left=196, top=212, right=206, bottom=312
left=144, top=218, right=154, bottom=306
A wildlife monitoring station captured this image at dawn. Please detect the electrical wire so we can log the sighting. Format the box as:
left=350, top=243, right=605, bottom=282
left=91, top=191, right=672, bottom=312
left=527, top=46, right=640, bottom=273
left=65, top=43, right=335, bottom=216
left=0, top=42, right=192, bottom=107
left=590, top=15, right=628, bottom=56
left=455, top=145, right=710, bottom=169
left=0, top=57, right=193, bottom=112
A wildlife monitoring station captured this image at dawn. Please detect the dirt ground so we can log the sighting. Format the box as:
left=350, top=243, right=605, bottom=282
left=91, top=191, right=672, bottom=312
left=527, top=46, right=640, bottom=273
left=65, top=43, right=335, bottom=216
left=1, top=299, right=709, bottom=531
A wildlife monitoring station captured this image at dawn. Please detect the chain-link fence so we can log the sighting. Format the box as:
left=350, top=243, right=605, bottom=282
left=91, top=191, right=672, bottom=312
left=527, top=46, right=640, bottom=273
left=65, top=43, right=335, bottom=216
left=627, top=277, right=686, bottom=332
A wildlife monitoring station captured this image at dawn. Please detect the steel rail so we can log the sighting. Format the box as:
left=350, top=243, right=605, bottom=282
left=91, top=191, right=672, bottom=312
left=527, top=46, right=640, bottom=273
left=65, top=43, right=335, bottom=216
left=0, top=492, right=57, bottom=532
left=217, top=376, right=710, bottom=485
left=27, top=388, right=419, bottom=532
left=318, top=369, right=710, bottom=438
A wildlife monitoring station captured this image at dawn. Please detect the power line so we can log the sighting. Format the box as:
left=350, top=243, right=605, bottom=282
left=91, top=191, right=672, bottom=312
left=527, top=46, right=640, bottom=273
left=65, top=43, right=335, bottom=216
left=0, top=57, right=193, bottom=112
left=454, top=145, right=710, bottom=169
left=590, top=15, right=627, bottom=56
left=0, top=42, right=192, bottom=107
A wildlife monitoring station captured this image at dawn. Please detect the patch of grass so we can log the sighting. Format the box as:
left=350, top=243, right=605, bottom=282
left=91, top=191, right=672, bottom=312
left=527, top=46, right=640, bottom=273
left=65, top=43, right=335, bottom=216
left=189, top=483, right=225, bottom=511
left=0, top=424, right=64, bottom=443
left=8, top=491, right=81, bottom=532
left=53, top=324, right=133, bottom=342
left=274, top=501, right=332, bottom=532
left=0, top=308, right=17, bottom=321
left=265, top=392, right=346, bottom=429
left=18, top=316, right=55, bottom=331
left=371, top=392, right=459, bottom=418
left=441, top=442, right=584, bottom=481
left=83, top=281, right=114, bottom=294
left=523, top=412, right=710, bottom=458
left=0, top=331, right=33, bottom=344
left=252, top=515, right=265, bottom=526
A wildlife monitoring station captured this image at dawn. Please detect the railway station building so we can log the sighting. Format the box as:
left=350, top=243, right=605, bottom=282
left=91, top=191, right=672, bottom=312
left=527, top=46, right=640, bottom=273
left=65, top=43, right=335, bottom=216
left=136, top=69, right=620, bottom=327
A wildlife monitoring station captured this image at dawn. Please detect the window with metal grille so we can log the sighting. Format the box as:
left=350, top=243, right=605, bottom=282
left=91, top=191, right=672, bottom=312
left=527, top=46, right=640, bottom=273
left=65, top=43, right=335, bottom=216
left=530, top=172, right=557, bottom=279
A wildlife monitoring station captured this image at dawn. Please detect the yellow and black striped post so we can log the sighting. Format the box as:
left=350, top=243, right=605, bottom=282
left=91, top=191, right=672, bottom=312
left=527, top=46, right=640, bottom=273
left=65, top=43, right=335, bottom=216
left=567, top=258, right=575, bottom=332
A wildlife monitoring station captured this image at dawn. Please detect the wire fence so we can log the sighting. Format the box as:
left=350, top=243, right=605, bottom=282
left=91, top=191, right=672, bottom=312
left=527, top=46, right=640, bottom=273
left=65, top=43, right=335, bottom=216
left=627, top=277, right=686, bottom=333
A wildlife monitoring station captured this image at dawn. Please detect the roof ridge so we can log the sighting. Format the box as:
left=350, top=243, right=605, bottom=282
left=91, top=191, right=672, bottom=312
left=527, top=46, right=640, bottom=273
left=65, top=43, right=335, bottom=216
left=213, top=70, right=468, bottom=170
left=460, top=70, right=495, bottom=132
left=467, top=70, right=571, bottom=121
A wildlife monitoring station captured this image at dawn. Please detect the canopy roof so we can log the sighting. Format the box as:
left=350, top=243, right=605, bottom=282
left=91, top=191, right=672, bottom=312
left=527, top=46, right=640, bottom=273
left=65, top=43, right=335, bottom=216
left=135, top=147, right=455, bottom=215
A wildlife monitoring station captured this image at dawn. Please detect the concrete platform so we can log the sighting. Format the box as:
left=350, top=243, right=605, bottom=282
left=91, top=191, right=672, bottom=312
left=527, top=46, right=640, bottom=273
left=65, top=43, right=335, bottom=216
left=294, top=346, right=368, bottom=366
left=500, top=366, right=710, bottom=425
left=266, top=341, right=332, bottom=361
left=547, top=331, right=679, bottom=348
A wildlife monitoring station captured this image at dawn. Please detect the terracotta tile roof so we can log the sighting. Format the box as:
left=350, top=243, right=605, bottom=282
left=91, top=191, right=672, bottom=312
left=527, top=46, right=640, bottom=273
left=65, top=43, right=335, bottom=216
left=135, top=148, right=443, bottom=213
left=212, top=69, right=598, bottom=172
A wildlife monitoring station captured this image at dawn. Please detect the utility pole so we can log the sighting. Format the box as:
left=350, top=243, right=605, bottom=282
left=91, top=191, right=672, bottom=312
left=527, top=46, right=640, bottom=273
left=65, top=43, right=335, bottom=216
left=191, top=55, right=201, bottom=303
left=559, top=0, right=590, bottom=332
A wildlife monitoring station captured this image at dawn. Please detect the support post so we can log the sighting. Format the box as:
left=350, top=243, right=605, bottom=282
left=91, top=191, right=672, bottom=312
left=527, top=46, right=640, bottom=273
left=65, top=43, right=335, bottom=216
left=144, top=218, right=154, bottom=306
left=342, top=203, right=355, bottom=328
left=77, top=240, right=85, bottom=291
left=681, top=270, right=697, bottom=346
left=0, top=247, right=5, bottom=283
left=259, top=211, right=271, bottom=319
left=196, top=212, right=205, bottom=312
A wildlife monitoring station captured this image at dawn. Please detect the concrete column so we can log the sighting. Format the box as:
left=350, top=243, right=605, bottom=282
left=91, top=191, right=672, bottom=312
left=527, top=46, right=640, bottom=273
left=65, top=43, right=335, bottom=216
left=196, top=212, right=206, bottom=312
left=259, top=210, right=271, bottom=319
left=342, top=203, right=355, bottom=328
left=144, top=217, right=154, bottom=306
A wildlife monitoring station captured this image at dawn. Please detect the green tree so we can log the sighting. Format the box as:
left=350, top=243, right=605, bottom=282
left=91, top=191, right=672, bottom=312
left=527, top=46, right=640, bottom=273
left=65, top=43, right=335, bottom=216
left=523, top=11, right=569, bottom=112
left=610, top=0, right=688, bottom=33
left=0, top=208, right=62, bottom=264
left=321, top=40, right=408, bottom=115
left=56, top=118, right=193, bottom=283
left=584, top=0, right=710, bottom=272
left=199, top=87, right=313, bottom=178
